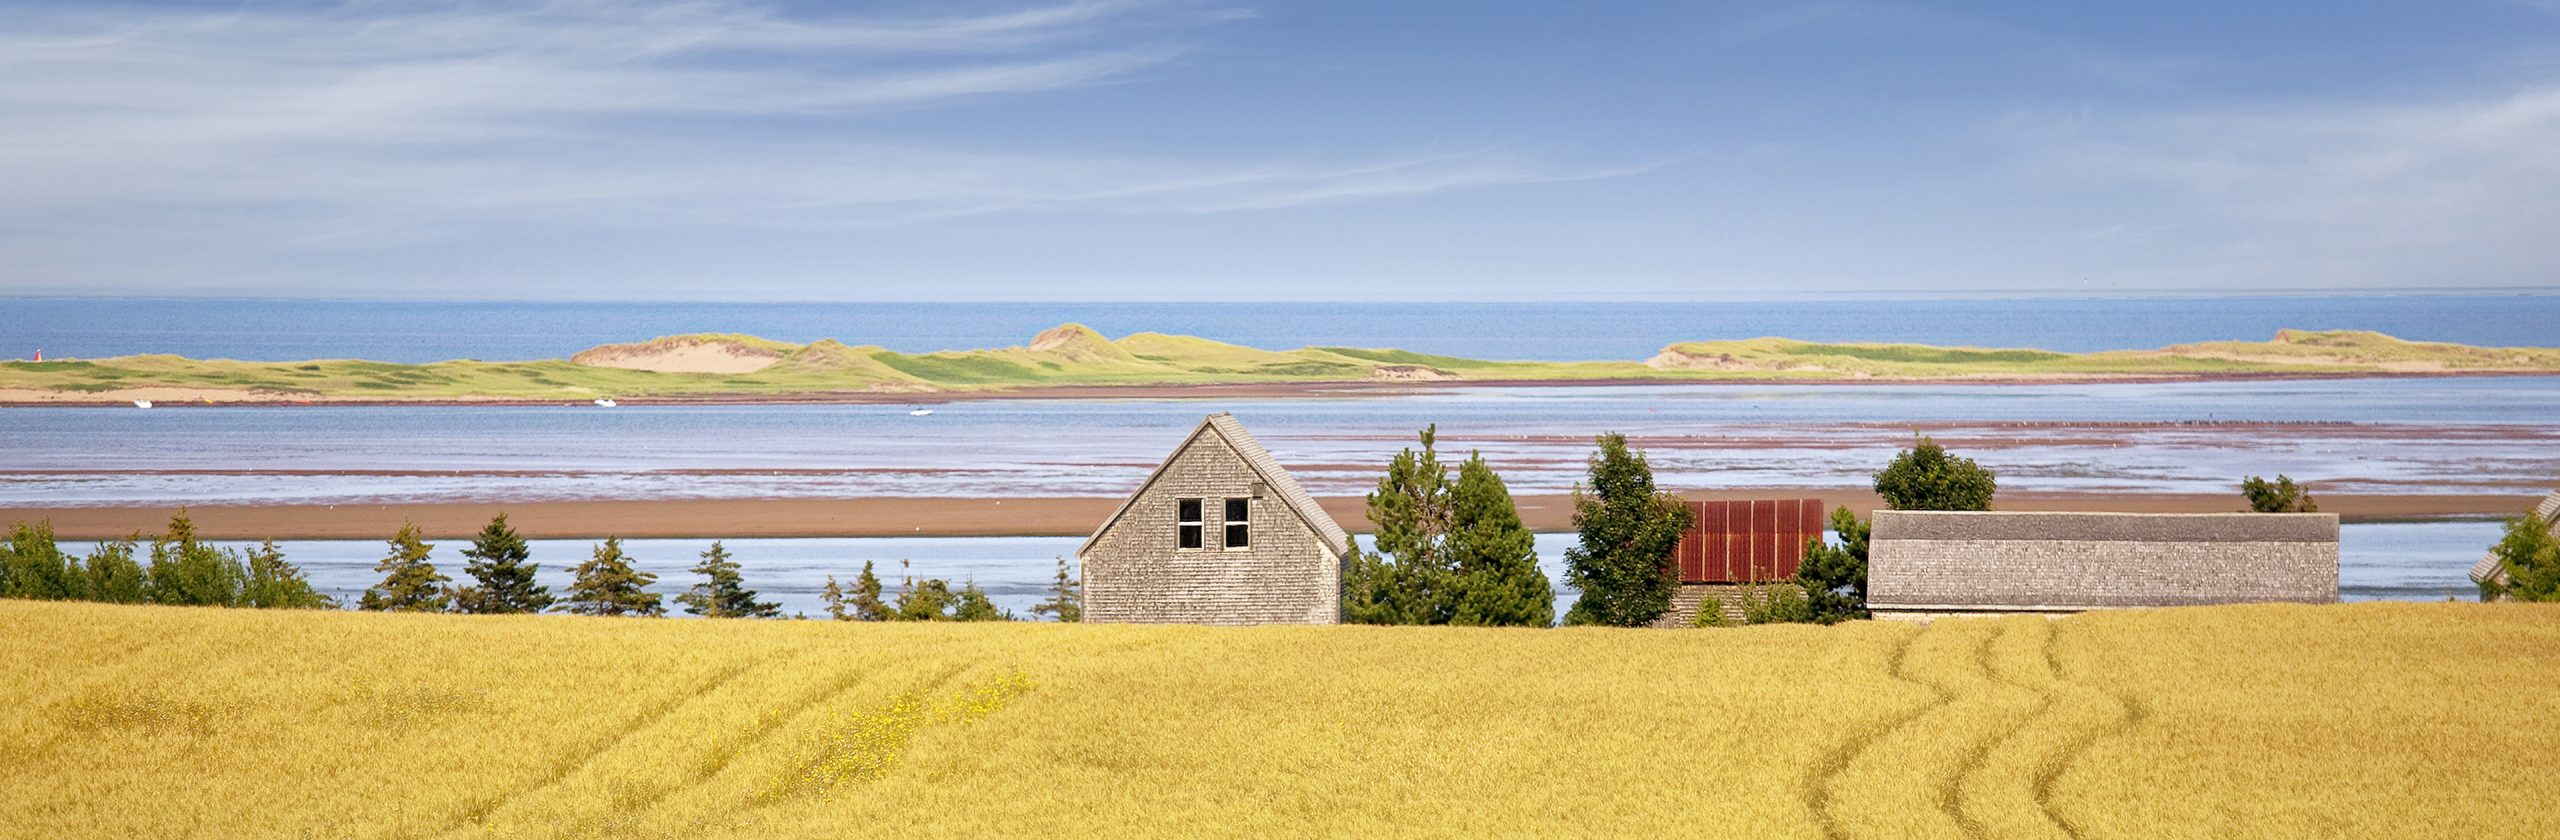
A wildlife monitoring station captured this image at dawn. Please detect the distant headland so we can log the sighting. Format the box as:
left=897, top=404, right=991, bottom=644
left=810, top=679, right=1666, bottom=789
left=3, top=326, right=2556, bottom=406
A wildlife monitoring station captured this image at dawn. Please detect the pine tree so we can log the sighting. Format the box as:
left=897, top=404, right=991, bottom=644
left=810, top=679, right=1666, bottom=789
left=454, top=513, right=552, bottom=614
left=562, top=537, right=663, bottom=617
left=243, top=539, right=334, bottom=609
left=1561, top=433, right=1693, bottom=627
left=1030, top=556, right=1082, bottom=622
left=851, top=560, right=890, bottom=621
left=1446, top=453, right=1553, bottom=627
left=821, top=575, right=850, bottom=620
left=1797, top=506, right=1871, bottom=623
left=953, top=580, right=1009, bottom=621
left=1874, top=435, right=1997, bottom=511
left=146, top=511, right=247, bottom=607
left=1345, top=426, right=1457, bottom=624
left=83, top=537, right=147, bottom=604
left=893, top=560, right=956, bottom=621
left=359, top=522, right=449, bottom=612
left=676, top=541, right=779, bottom=618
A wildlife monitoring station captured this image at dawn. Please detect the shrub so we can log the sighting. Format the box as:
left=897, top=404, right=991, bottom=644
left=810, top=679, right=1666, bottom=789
left=1561, top=433, right=1692, bottom=627
left=2481, top=510, right=2559, bottom=602
left=2241, top=475, right=2319, bottom=513
left=1874, top=436, right=1996, bottom=511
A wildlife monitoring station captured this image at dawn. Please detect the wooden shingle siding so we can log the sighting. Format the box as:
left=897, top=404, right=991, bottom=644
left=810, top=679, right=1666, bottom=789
left=1869, top=511, right=2339, bottom=617
left=1079, top=414, right=1347, bottom=625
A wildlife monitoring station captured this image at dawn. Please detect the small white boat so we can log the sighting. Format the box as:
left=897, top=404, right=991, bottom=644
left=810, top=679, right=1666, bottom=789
left=908, top=407, right=933, bottom=417
left=131, top=399, right=153, bottom=409
left=593, top=398, right=618, bottom=408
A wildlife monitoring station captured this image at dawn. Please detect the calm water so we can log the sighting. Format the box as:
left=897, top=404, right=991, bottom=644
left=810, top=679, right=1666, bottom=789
left=61, top=521, right=2497, bottom=619
left=7, top=295, right=2558, bottom=361
left=5, top=377, right=2557, bottom=504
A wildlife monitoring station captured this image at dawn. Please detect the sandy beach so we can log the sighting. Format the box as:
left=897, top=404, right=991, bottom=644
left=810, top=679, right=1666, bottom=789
left=3, top=490, right=2533, bottom=541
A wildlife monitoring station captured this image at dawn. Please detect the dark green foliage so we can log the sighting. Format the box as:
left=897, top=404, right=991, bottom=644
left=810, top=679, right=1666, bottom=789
left=243, top=540, right=333, bottom=609
left=83, top=538, right=147, bottom=604
left=1797, top=506, right=1872, bottom=624
left=146, top=512, right=247, bottom=607
left=2, top=520, right=84, bottom=601
left=1736, top=581, right=1816, bottom=624
left=1030, top=557, right=1082, bottom=622
left=821, top=575, right=850, bottom=620
left=1874, top=436, right=1997, bottom=511
left=358, top=522, right=450, bottom=612
left=562, top=537, right=663, bottom=617
left=1561, top=433, right=1693, bottom=627
left=2241, top=475, right=2319, bottom=513
left=894, top=570, right=958, bottom=622
left=676, top=541, right=780, bottom=618
left=2481, top=511, right=2560, bottom=602
left=848, top=561, right=890, bottom=621
left=453, top=513, right=552, bottom=614
left=953, top=580, right=1010, bottom=622
left=1343, top=427, right=1553, bottom=627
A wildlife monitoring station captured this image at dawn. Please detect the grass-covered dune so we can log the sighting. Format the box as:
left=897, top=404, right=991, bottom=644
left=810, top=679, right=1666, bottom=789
left=3, top=325, right=2557, bottom=403
left=2, top=600, right=2554, bottom=837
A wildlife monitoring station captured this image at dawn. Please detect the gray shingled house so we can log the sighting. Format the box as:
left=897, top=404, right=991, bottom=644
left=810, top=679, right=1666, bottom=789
left=1868, top=511, right=2339, bottom=620
left=2471, top=490, right=2560, bottom=599
left=1078, top=413, right=1352, bottom=625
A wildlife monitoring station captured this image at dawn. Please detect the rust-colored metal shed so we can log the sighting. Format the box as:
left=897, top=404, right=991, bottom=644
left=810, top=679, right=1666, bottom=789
left=1673, top=498, right=1825, bottom=584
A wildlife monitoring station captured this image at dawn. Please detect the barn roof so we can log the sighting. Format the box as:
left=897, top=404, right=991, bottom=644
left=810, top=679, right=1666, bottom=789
left=1076, top=413, right=1350, bottom=559
left=2472, top=490, right=2560, bottom=586
left=1869, top=510, right=2340, bottom=611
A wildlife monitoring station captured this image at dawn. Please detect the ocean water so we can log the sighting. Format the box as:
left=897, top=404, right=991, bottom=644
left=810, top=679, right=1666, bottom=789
left=5, top=295, right=2557, bottom=362
left=60, top=521, right=2496, bottom=619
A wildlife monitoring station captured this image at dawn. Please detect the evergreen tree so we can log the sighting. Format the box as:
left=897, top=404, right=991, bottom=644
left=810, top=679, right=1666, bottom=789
left=1874, top=436, right=1997, bottom=511
left=243, top=540, right=334, bottom=610
left=83, top=537, right=147, bottom=604
left=850, top=560, right=890, bottom=621
left=1344, top=426, right=1457, bottom=624
left=2482, top=510, right=2560, bottom=602
left=953, top=580, right=1009, bottom=621
left=146, top=511, right=246, bottom=607
left=358, top=522, right=450, bottom=612
left=2241, top=475, right=2319, bottom=513
left=1446, top=453, right=1553, bottom=627
left=892, top=560, right=956, bottom=621
left=453, top=513, right=551, bottom=614
left=1561, top=433, right=1693, bottom=627
left=821, top=575, right=850, bottom=620
left=1797, top=506, right=1871, bottom=624
left=1030, top=556, right=1082, bottom=622
left=2, top=520, right=82, bottom=601
left=676, top=541, right=779, bottom=618
left=562, top=537, right=663, bottom=617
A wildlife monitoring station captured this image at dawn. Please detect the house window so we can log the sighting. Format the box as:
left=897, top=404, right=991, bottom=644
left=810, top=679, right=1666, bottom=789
left=1224, top=498, right=1250, bottom=549
left=1178, top=498, right=1203, bottom=549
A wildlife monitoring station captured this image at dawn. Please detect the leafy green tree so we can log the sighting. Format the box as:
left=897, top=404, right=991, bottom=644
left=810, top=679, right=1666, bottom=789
left=243, top=539, right=333, bottom=609
left=1561, top=433, right=1693, bottom=627
left=2481, top=510, right=2560, bottom=602
left=1797, top=506, right=1871, bottom=624
left=1874, top=435, right=1997, bottom=511
left=562, top=537, right=663, bottom=617
left=453, top=513, right=551, bottom=614
left=83, top=537, right=147, bottom=604
left=146, top=512, right=246, bottom=607
left=1346, top=426, right=1456, bottom=624
left=1030, top=557, right=1082, bottom=622
left=358, top=522, right=450, bottom=612
left=2241, top=475, right=2319, bottom=513
left=1446, top=453, right=1553, bottom=627
left=953, top=580, right=1010, bottom=621
left=676, top=541, right=779, bottom=618
left=2, top=520, right=83, bottom=601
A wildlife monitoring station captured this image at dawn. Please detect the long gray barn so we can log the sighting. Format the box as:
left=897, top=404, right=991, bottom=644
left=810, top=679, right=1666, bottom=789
left=1078, top=413, right=1351, bottom=625
left=1868, top=511, right=2339, bottom=620
left=2471, top=490, right=2560, bottom=599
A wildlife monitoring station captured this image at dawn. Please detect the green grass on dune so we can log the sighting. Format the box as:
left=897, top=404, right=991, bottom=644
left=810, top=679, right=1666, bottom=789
left=2, top=327, right=2555, bottom=401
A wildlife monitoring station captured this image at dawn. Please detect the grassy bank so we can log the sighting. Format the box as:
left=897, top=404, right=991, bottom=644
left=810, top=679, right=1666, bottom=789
left=3, top=326, right=2556, bottom=403
left=1, top=600, right=2553, bottom=837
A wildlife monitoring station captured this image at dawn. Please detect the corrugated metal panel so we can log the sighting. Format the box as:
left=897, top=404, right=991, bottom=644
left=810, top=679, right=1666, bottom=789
left=1671, top=497, right=1824, bottom=583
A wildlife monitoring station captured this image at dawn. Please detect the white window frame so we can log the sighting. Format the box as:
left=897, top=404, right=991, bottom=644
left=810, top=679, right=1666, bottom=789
left=1177, top=498, right=1204, bottom=550
left=1223, top=497, right=1250, bottom=550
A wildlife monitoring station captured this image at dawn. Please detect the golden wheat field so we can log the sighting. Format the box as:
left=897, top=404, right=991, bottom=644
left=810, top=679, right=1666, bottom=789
left=2, top=600, right=2554, bottom=839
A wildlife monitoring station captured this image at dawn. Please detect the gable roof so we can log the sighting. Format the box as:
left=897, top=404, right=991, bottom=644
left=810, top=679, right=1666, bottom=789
left=2472, top=490, right=2560, bottom=586
left=1077, top=413, right=1351, bottom=559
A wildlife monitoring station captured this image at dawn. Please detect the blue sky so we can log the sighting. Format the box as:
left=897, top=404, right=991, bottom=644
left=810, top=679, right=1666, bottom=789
left=3, top=0, right=2557, bottom=300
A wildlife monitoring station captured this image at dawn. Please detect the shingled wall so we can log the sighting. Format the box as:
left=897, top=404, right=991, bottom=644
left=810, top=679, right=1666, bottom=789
left=1869, top=511, right=2338, bottom=618
left=1080, top=426, right=1343, bottom=625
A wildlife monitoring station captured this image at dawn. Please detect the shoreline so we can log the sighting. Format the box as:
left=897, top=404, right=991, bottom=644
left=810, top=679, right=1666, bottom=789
left=3, top=491, right=2533, bottom=540
left=6, top=369, right=2560, bottom=408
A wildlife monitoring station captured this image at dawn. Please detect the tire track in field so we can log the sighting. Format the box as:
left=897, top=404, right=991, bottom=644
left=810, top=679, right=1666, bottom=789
left=426, top=658, right=759, bottom=839
left=1805, top=621, right=1942, bottom=840
left=2032, top=622, right=2146, bottom=840
left=1946, top=618, right=2064, bottom=839
left=624, top=660, right=975, bottom=825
